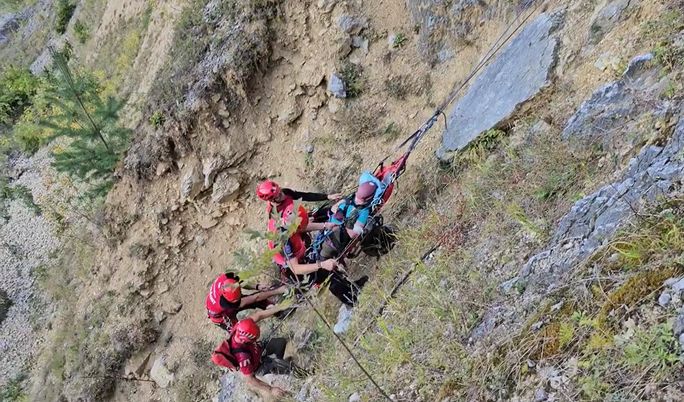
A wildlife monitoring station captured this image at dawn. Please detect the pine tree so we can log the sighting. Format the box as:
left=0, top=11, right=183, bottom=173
left=41, top=47, right=130, bottom=198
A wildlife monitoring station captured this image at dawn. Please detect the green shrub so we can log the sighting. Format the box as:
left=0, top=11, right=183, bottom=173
left=0, top=67, right=41, bottom=125
left=339, top=62, right=364, bottom=98
left=13, top=122, right=44, bottom=154
left=148, top=110, right=165, bottom=128
left=55, top=0, right=76, bottom=34
left=392, top=32, right=407, bottom=48
left=73, top=20, right=89, bottom=44
left=0, top=372, right=27, bottom=402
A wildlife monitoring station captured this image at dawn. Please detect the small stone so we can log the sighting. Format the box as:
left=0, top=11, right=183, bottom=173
left=549, top=375, right=566, bottom=390
left=672, top=278, right=684, bottom=293
left=387, top=33, right=397, bottom=49
left=202, top=156, right=225, bottom=189
left=305, top=144, right=315, bottom=153
left=351, top=36, right=369, bottom=54
left=658, top=292, right=672, bottom=307
left=673, top=313, right=684, bottom=337
left=154, top=311, right=167, bottom=324
left=336, top=15, right=368, bottom=35
left=327, top=73, right=347, bottom=98
left=156, top=162, right=171, bottom=176
left=150, top=356, right=175, bottom=388
left=348, top=392, right=361, bottom=402
left=665, top=277, right=683, bottom=287
left=333, top=304, right=353, bottom=334
left=277, top=100, right=303, bottom=124
left=534, top=388, right=548, bottom=402
left=179, top=158, right=203, bottom=201
left=679, top=333, right=684, bottom=350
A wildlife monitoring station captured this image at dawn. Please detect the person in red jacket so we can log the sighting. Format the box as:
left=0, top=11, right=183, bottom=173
left=212, top=318, right=289, bottom=399
left=256, top=179, right=342, bottom=215
left=276, top=203, right=367, bottom=306
left=257, top=180, right=342, bottom=229
left=205, top=272, right=287, bottom=331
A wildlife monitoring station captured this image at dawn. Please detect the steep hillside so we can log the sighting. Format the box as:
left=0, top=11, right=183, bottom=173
left=1, top=0, right=683, bottom=401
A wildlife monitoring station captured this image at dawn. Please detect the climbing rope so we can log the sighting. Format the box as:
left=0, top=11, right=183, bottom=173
left=326, top=0, right=548, bottom=262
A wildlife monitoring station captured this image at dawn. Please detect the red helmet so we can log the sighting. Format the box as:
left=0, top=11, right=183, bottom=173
left=256, top=180, right=281, bottom=201
left=354, top=182, right=377, bottom=205
left=219, top=277, right=241, bottom=303
left=234, top=318, right=260, bottom=343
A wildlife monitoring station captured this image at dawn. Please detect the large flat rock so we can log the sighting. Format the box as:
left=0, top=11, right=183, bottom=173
left=436, top=11, right=563, bottom=160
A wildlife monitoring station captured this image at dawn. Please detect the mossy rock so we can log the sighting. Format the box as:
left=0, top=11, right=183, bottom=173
left=0, top=289, right=12, bottom=326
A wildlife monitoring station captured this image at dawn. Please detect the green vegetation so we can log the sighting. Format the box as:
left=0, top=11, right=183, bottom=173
left=392, top=33, right=407, bottom=48
left=0, top=67, right=41, bottom=126
left=339, top=62, right=363, bottom=98
left=41, top=50, right=131, bottom=198
left=641, top=9, right=684, bottom=72
left=384, top=73, right=431, bottom=100
left=73, top=20, right=90, bottom=44
left=382, top=121, right=402, bottom=141
left=148, top=110, right=165, bottom=128
left=55, top=0, right=76, bottom=35
left=0, top=373, right=27, bottom=402
left=30, top=230, right=160, bottom=401
left=0, top=0, right=31, bottom=12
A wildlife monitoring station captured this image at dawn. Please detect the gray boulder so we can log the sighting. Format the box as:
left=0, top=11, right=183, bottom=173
left=0, top=12, right=22, bottom=46
left=327, top=73, right=347, bottom=99
left=336, top=15, right=368, bottom=35
left=179, top=158, right=204, bottom=201
left=211, top=171, right=241, bottom=204
left=333, top=304, right=353, bottom=334
left=562, top=53, right=669, bottom=153
left=437, top=11, right=564, bottom=160
left=673, top=313, right=684, bottom=337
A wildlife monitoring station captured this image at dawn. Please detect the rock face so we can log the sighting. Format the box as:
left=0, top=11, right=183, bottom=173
left=562, top=53, right=670, bottom=153
left=436, top=11, right=563, bottom=160
left=589, top=0, right=636, bottom=44
left=521, top=107, right=684, bottom=289
left=0, top=12, right=23, bottom=46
